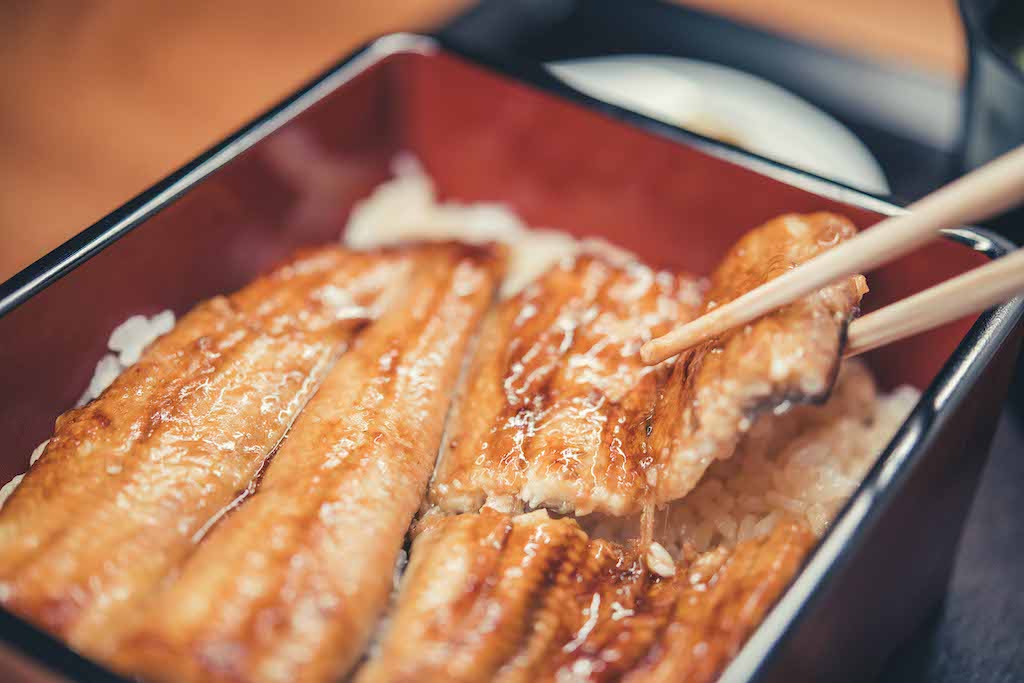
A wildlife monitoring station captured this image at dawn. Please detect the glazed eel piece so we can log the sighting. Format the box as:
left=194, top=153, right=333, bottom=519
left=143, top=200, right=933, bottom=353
left=357, top=509, right=814, bottom=683
left=430, top=252, right=703, bottom=516
left=115, top=242, right=502, bottom=683
left=0, top=245, right=409, bottom=658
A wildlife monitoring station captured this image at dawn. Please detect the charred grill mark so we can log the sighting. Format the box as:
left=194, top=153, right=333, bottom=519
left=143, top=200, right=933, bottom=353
left=484, top=522, right=583, bottom=678
left=492, top=528, right=609, bottom=682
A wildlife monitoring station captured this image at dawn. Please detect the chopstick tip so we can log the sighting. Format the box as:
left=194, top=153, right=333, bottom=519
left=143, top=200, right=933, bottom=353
left=640, top=339, right=665, bottom=366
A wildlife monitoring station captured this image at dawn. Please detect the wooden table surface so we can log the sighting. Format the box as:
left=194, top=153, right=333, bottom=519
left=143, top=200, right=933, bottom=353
left=0, top=0, right=963, bottom=280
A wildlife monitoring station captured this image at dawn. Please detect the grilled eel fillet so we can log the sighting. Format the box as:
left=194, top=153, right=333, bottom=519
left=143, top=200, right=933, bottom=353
left=430, top=213, right=865, bottom=517
left=430, top=254, right=704, bottom=516
left=114, top=243, right=501, bottom=683
left=647, top=212, right=867, bottom=504
left=0, top=246, right=412, bottom=658
left=357, top=509, right=814, bottom=683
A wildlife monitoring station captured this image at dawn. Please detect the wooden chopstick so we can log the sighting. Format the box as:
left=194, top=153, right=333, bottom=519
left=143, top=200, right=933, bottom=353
left=844, top=247, right=1024, bottom=357
left=640, top=145, right=1024, bottom=365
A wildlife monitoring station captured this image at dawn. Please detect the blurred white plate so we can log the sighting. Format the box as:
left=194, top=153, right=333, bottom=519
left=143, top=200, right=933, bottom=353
left=547, top=55, right=889, bottom=195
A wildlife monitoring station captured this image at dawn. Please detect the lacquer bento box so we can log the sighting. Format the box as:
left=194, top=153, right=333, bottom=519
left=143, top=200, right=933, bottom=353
left=0, top=34, right=1020, bottom=683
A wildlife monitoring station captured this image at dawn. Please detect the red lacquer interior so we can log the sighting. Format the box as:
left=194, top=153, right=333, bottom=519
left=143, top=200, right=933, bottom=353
left=0, top=48, right=991, bottom=485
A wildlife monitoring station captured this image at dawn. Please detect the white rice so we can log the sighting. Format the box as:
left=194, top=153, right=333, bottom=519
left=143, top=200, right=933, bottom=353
left=78, top=311, right=176, bottom=406
left=108, top=311, right=176, bottom=366
left=344, top=155, right=633, bottom=297
left=0, top=475, right=24, bottom=509
left=664, top=381, right=918, bottom=552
